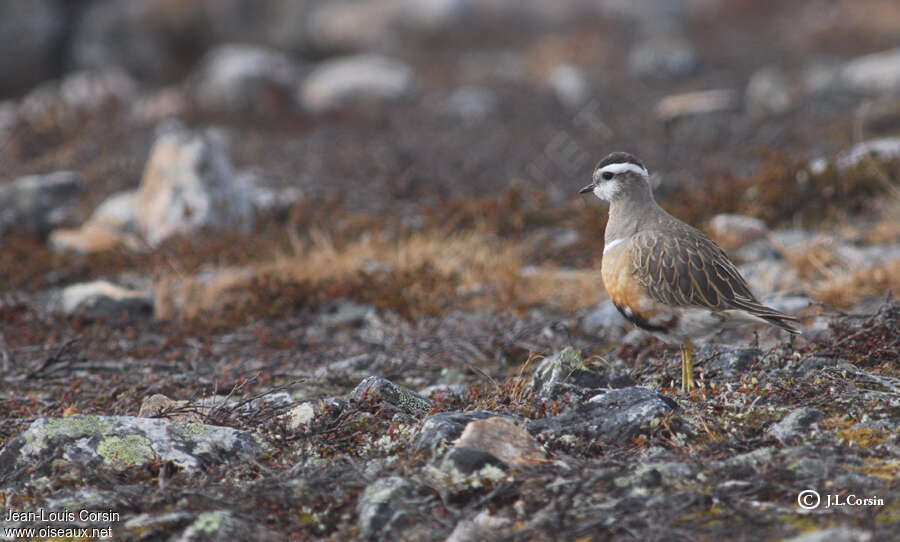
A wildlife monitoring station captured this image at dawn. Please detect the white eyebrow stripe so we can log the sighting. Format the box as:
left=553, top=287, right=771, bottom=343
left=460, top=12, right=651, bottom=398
left=595, top=162, right=649, bottom=179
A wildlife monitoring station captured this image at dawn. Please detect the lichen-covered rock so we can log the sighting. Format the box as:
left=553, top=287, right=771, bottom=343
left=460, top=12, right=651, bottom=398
left=0, top=415, right=263, bottom=483
left=531, top=346, right=634, bottom=404
left=527, top=387, right=678, bottom=446
left=767, top=408, right=825, bottom=443
left=0, top=171, right=84, bottom=236
left=175, top=510, right=279, bottom=542
left=351, top=376, right=432, bottom=416
left=356, top=476, right=444, bottom=542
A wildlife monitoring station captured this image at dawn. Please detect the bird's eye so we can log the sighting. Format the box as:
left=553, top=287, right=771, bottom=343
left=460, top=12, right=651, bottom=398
left=602, top=171, right=614, bottom=181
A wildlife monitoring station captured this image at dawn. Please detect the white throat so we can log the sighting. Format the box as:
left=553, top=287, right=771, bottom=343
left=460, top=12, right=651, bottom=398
left=593, top=181, right=621, bottom=202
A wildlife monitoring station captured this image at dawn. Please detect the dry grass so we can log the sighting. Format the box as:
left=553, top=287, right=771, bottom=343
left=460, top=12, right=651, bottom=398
left=811, top=259, right=900, bottom=308
left=155, top=229, right=607, bottom=324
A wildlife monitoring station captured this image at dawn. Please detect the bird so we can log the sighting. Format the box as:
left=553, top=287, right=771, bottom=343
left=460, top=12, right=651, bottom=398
left=580, top=152, right=800, bottom=393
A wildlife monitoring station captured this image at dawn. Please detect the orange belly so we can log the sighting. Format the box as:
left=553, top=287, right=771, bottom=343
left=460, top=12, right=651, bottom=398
left=602, top=239, right=678, bottom=333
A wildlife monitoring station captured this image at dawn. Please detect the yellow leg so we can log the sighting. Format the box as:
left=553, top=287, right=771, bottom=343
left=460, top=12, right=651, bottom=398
left=680, top=338, right=694, bottom=393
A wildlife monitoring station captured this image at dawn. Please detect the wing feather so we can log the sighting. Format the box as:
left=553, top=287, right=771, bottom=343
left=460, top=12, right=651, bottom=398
left=631, top=230, right=800, bottom=333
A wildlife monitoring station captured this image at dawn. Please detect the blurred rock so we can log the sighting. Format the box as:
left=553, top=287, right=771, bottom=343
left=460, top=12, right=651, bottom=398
left=455, top=417, right=546, bottom=467
left=809, top=137, right=900, bottom=175
left=136, top=127, right=252, bottom=246
left=357, top=477, right=440, bottom=542
left=767, top=407, right=824, bottom=443
left=444, top=86, right=497, bottom=121
left=191, top=44, right=300, bottom=115
left=737, top=259, right=803, bottom=296
left=0, top=0, right=65, bottom=96
left=350, top=376, right=433, bottom=416
left=60, top=279, right=153, bottom=323
left=839, top=47, right=900, bottom=95
left=745, top=66, right=792, bottom=117
left=68, top=0, right=200, bottom=82
left=656, top=89, right=738, bottom=124
left=308, top=0, right=466, bottom=52
left=50, top=190, right=141, bottom=253
left=0, top=171, right=84, bottom=237
left=582, top=299, right=628, bottom=336
left=17, top=69, right=137, bottom=126
left=299, top=54, right=414, bottom=113
left=0, top=415, right=263, bottom=481
left=446, top=511, right=512, bottom=542
left=857, top=97, right=900, bottom=135
left=783, top=527, right=873, bottom=542
left=179, top=510, right=278, bottom=542
left=548, top=64, right=589, bottom=107
left=708, top=213, right=768, bottom=248
left=628, top=34, right=698, bottom=80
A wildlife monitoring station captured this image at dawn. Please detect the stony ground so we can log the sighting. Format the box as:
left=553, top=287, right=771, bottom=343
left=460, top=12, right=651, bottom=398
left=1, top=1, right=899, bottom=541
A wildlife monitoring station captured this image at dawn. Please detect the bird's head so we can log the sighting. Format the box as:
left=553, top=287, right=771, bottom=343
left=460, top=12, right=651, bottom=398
left=580, top=152, right=650, bottom=203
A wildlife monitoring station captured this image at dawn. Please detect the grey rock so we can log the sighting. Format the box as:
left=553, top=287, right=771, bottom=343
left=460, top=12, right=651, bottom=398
left=59, top=280, right=154, bottom=323
left=440, top=447, right=507, bottom=476
left=0, top=171, right=84, bottom=236
left=307, top=0, right=466, bottom=52
left=315, top=353, right=391, bottom=378
left=628, top=34, right=698, bottom=80
left=0, top=415, right=263, bottom=482
left=175, top=510, right=278, bottom=542
left=50, top=189, right=144, bottom=253
left=357, top=476, right=441, bottom=542
left=414, top=410, right=498, bottom=453
left=731, top=238, right=780, bottom=263
left=454, top=416, right=546, bottom=467
left=68, top=0, right=188, bottom=82
left=528, top=387, right=677, bottom=444
left=531, top=346, right=635, bottom=403
left=745, top=66, right=792, bottom=117
left=708, top=213, right=768, bottom=247
left=835, top=242, right=900, bottom=269
left=191, top=44, right=300, bottom=115
left=284, top=397, right=348, bottom=431
left=783, top=527, right=873, bottom=542
left=698, top=345, right=760, bottom=377
left=0, top=0, right=64, bottom=95
left=656, top=89, right=738, bottom=123
left=419, top=384, right=467, bottom=399
left=809, top=137, right=900, bottom=174
left=548, top=64, right=589, bottom=107
left=767, top=407, right=825, bottom=443
left=444, top=86, right=497, bottom=121
left=761, top=295, right=811, bottom=316
left=445, top=511, right=512, bottom=542
left=840, top=47, right=900, bottom=95
left=18, top=69, right=137, bottom=125
left=351, top=376, right=433, bottom=416
left=136, top=126, right=252, bottom=246
left=737, top=259, right=803, bottom=297
left=582, top=299, right=627, bottom=334
left=322, top=301, right=375, bottom=327
left=300, top=54, right=414, bottom=114
left=792, top=357, right=855, bottom=377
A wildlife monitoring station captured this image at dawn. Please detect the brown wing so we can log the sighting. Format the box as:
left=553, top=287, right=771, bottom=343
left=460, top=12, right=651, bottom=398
left=630, top=230, right=800, bottom=333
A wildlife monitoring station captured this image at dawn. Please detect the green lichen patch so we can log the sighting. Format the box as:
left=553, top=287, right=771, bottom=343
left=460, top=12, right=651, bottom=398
left=96, top=434, right=155, bottom=469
